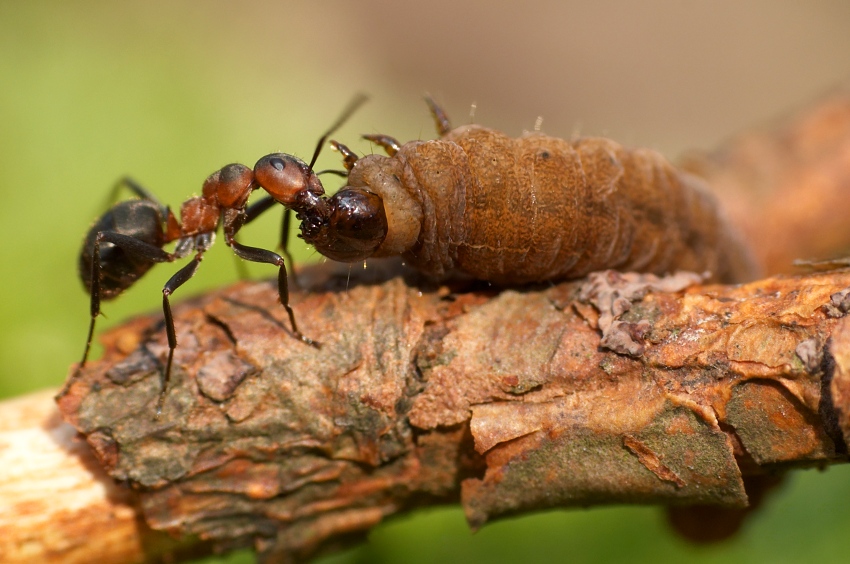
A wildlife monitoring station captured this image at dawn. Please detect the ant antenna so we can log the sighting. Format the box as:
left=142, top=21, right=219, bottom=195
left=308, top=93, right=369, bottom=170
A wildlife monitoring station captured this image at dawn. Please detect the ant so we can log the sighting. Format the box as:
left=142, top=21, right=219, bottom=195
left=75, top=95, right=368, bottom=416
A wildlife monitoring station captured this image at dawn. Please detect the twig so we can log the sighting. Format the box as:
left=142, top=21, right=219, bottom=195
left=54, top=263, right=850, bottom=562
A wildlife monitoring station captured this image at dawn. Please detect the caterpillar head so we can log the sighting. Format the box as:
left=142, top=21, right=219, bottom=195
left=299, top=187, right=388, bottom=262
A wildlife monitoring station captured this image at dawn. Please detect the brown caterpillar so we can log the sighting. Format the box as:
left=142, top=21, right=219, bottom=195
left=296, top=99, right=757, bottom=284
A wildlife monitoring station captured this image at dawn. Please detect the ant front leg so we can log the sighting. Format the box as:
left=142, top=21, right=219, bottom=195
left=279, top=208, right=298, bottom=286
left=227, top=237, right=319, bottom=349
left=243, top=196, right=300, bottom=289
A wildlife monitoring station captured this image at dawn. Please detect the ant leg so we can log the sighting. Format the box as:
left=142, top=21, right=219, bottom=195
left=362, top=134, right=401, bottom=157
left=113, top=177, right=162, bottom=203
left=228, top=239, right=319, bottom=348
left=278, top=208, right=300, bottom=289
left=76, top=232, right=175, bottom=379
left=243, top=196, right=300, bottom=288
left=329, top=140, right=359, bottom=170
left=231, top=195, right=277, bottom=280
left=74, top=244, right=103, bottom=388
left=244, top=195, right=276, bottom=223
left=157, top=252, right=204, bottom=417
left=425, top=95, right=452, bottom=136
left=315, top=169, right=348, bottom=178
left=103, top=177, right=170, bottom=217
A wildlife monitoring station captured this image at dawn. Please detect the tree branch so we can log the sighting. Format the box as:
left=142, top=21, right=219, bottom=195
left=54, top=261, right=850, bottom=561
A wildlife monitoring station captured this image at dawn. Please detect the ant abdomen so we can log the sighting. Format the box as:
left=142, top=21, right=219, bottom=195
left=79, top=199, right=167, bottom=299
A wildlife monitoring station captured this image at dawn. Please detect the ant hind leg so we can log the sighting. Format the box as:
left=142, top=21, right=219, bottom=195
left=104, top=178, right=168, bottom=217
left=70, top=231, right=176, bottom=394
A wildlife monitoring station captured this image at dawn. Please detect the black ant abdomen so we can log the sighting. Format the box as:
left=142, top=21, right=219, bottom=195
left=78, top=180, right=186, bottom=320
left=78, top=199, right=170, bottom=299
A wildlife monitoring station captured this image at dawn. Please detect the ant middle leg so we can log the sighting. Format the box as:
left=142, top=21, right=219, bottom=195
left=227, top=238, right=319, bottom=349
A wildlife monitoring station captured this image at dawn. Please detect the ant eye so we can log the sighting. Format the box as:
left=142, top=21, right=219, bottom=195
left=269, top=157, right=286, bottom=172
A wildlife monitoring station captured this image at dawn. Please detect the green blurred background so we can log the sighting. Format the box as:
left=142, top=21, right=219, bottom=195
left=2, top=1, right=850, bottom=562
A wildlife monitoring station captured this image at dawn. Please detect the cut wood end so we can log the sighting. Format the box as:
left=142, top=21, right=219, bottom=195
left=0, top=389, right=201, bottom=563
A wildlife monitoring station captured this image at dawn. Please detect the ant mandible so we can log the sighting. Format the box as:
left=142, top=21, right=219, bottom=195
left=75, top=95, right=368, bottom=416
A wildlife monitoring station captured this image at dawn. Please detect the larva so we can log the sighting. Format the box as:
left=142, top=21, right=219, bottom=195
left=300, top=100, right=757, bottom=284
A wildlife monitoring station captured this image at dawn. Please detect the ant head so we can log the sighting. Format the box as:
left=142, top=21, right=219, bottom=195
left=300, top=187, right=388, bottom=262
left=203, top=163, right=254, bottom=209
left=253, top=153, right=324, bottom=209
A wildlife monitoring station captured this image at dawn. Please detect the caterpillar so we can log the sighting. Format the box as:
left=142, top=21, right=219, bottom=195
left=293, top=99, right=757, bottom=285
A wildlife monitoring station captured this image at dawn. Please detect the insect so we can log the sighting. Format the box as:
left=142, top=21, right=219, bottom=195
left=287, top=97, right=757, bottom=287
left=74, top=96, right=366, bottom=414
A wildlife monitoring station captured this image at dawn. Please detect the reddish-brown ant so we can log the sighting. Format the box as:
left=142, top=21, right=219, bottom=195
left=75, top=95, right=367, bottom=415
